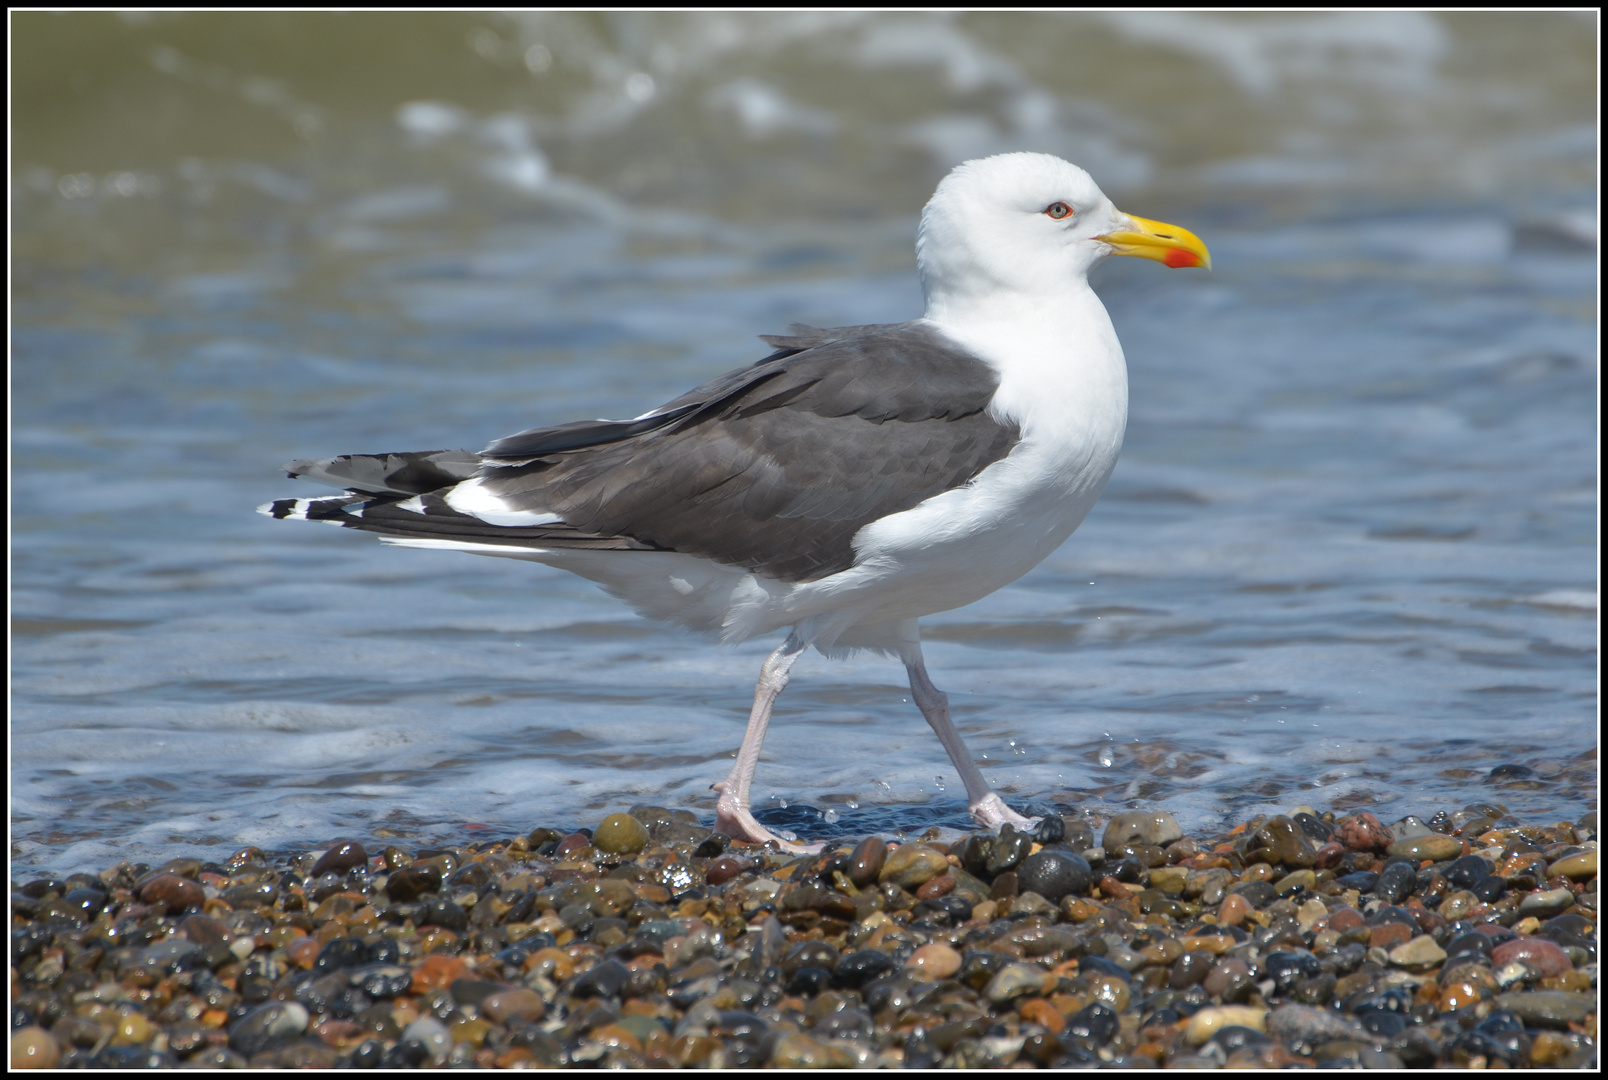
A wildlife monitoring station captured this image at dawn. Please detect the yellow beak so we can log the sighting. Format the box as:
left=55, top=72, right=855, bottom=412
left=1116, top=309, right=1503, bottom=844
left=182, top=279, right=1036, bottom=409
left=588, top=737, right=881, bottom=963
left=1098, top=212, right=1211, bottom=270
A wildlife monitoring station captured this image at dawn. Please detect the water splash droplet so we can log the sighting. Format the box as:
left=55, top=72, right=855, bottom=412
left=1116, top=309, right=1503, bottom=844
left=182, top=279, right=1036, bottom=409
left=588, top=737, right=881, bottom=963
left=822, top=809, right=839, bottom=824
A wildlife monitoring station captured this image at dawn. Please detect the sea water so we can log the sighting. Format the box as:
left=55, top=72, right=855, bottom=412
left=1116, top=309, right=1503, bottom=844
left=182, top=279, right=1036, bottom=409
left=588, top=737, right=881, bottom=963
left=12, top=12, right=1595, bottom=873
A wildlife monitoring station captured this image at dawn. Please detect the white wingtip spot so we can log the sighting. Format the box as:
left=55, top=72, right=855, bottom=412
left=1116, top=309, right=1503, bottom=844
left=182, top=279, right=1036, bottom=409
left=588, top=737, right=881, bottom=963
left=444, top=476, right=563, bottom=526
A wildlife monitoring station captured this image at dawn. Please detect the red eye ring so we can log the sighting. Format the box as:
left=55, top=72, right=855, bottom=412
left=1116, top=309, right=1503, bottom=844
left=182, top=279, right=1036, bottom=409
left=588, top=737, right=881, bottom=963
left=1045, top=202, right=1073, bottom=220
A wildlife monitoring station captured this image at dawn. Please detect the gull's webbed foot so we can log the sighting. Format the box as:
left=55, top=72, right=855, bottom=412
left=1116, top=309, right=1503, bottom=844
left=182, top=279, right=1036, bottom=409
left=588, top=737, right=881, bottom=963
left=712, top=782, right=824, bottom=855
left=969, top=792, right=1039, bottom=831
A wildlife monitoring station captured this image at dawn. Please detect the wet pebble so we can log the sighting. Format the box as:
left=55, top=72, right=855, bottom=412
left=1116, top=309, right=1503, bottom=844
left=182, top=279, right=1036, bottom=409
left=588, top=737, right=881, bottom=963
left=1015, top=848, right=1092, bottom=902
left=1491, top=937, right=1572, bottom=978
left=1547, top=849, right=1596, bottom=879
left=847, top=836, right=886, bottom=886
left=1517, top=887, right=1574, bottom=917
left=1387, top=834, right=1462, bottom=861
left=1102, top=810, right=1182, bottom=852
left=878, top=843, right=949, bottom=888
left=310, top=839, right=368, bottom=876
left=593, top=813, right=650, bottom=855
left=1497, top=990, right=1596, bottom=1027
left=1335, top=812, right=1393, bottom=852
left=1185, top=1005, right=1267, bottom=1046
left=137, top=873, right=204, bottom=915
left=11, top=1028, right=60, bottom=1070
left=905, top=942, right=962, bottom=981
left=1388, top=935, right=1447, bottom=970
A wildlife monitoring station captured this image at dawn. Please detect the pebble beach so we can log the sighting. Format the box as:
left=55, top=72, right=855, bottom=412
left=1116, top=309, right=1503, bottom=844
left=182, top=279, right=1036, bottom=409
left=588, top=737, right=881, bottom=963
left=11, top=804, right=1597, bottom=1069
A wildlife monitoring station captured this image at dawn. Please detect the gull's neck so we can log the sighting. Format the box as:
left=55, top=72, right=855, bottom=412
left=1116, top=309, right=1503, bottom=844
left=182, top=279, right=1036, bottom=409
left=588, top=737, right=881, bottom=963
left=921, top=275, right=1128, bottom=444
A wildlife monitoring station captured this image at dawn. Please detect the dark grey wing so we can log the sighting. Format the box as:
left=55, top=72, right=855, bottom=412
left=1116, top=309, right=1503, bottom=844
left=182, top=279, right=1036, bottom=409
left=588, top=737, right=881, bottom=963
left=476, top=321, right=1020, bottom=582
left=480, top=324, right=898, bottom=460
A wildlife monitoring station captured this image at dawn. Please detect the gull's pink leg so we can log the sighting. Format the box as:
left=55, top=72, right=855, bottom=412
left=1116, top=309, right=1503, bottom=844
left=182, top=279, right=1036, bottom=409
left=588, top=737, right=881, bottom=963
left=712, top=633, right=823, bottom=854
left=901, top=642, right=1038, bottom=830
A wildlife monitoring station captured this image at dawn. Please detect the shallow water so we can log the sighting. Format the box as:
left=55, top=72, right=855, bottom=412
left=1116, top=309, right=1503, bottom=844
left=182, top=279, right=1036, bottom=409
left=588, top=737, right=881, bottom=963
left=12, top=12, right=1597, bottom=875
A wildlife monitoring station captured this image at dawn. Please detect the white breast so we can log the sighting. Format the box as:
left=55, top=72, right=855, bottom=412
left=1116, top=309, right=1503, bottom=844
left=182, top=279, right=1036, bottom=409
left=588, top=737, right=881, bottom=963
left=737, top=295, right=1129, bottom=641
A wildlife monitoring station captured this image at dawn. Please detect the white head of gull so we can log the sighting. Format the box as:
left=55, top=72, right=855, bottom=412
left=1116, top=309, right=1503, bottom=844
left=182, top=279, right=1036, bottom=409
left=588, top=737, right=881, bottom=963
left=262, top=152, right=1211, bottom=852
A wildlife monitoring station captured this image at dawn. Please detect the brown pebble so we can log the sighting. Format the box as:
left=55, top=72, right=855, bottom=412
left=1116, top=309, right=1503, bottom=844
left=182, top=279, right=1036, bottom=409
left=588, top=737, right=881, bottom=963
left=588, top=1024, right=643, bottom=1054
left=1369, top=923, right=1414, bottom=949
left=286, top=937, right=321, bottom=969
left=1183, top=930, right=1235, bottom=955
left=1492, top=937, right=1572, bottom=978
left=480, top=988, right=545, bottom=1024
left=669, top=1035, right=721, bottom=1068
left=904, top=942, right=962, bottom=981
left=1202, top=958, right=1253, bottom=998
left=312, top=1019, right=367, bottom=1049
left=1314, top=842, right=1346, bottom=869
left=1437, top=978, right=1485, bottom=1013
left=556, top=832, right=593, bottom=858
left=915, top=874, right=955, bottom=900
left=1326, top=907, right=1364, bottom=933
left=878, top=843, right=949, bottom=889
left=1335, top=812, right=1392, bottom=852
left=634, top=882, right=671, bottom=904
left=847, top=836, right=887, bottom=887
left=1099, top=876, right=1133, bottom=899
left=1529, top=1031, right=1575, bottom=1066
left=1217, top=893, right=1252, bottom=927
left=705, top=855, right=751, bottom=886
left=137, top=873, right=204, bottom=915
left=384, top=864, right=442, bottom=902
left=176, top=913, right=229, bottom=947
left=1019, top=998, right=1065, bottom=1033
left=310, top=839, right=368, bottom=877
left=11, top=1027, right=60, bottom=1070
left=411, top=953, right=470, bottom=992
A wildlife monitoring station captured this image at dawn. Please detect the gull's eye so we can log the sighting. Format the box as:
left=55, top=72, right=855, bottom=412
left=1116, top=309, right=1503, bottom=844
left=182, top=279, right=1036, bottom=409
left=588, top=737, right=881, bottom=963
left=1045, top=202, right=1073, bottom=220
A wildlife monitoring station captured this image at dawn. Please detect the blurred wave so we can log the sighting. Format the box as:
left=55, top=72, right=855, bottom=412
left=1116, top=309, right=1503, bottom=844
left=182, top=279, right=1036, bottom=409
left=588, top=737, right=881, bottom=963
left=14, top=12, right=1596, bottom=238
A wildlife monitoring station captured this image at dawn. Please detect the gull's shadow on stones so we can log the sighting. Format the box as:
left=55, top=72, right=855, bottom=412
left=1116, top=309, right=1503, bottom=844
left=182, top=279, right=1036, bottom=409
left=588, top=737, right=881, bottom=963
left=746, top=797, right=1067, bottom=842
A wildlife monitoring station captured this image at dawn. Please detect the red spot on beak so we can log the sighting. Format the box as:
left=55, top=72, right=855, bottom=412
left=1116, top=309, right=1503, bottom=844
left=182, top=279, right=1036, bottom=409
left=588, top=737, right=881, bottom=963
left=1163, top=249, right=1201, bottom=269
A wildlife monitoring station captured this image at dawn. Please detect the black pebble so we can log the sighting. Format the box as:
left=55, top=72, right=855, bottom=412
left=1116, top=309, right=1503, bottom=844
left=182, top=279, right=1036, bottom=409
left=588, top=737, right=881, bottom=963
left=571, top=958, right=629, bottom=999
left=1264, top=949, right=1322, bottom=993
left=1207, top=1024, right=1270, bottom=1054
left=1227, top=880, right=1275, bottom=908
left=1015, top=849, right=1093, bottom=903
left=379, top=1038, right=431, bottom=1069
left=986, top=830, right=1033, bottom=875
left=416, top=899, right=467, bottom=933
left=833, top=949, right=896, bottom=989
left=310, top=839, right=369, bottom=877
left=1066, top=1002, right=1118, bottom=1046
left=787, top=965, right=832, bottom=997
left=1442, top=854, right=1492, bottom=890
left=1033, top=815, right=1065, bottom=844
left=1373, top=861, right=1415, bottom=904
left=384, top=866, right=442, bottom=903
left=314, top=937, right=370, bottom=972
left=359, top=967, right=413, bottom=999
left=348, top=1039, right=384, bottom=1068
left=1078, top=955, right=1132, bottom=983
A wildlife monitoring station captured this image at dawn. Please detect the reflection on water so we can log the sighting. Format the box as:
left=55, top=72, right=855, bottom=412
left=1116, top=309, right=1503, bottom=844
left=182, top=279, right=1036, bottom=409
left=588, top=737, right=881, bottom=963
left=12, top=12, right=1596, bottom=873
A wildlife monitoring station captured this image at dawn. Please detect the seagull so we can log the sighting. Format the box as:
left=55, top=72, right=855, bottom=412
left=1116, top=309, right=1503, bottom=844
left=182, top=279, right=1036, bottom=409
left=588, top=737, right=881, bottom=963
left=261, top=152, right=1210, bottom=852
